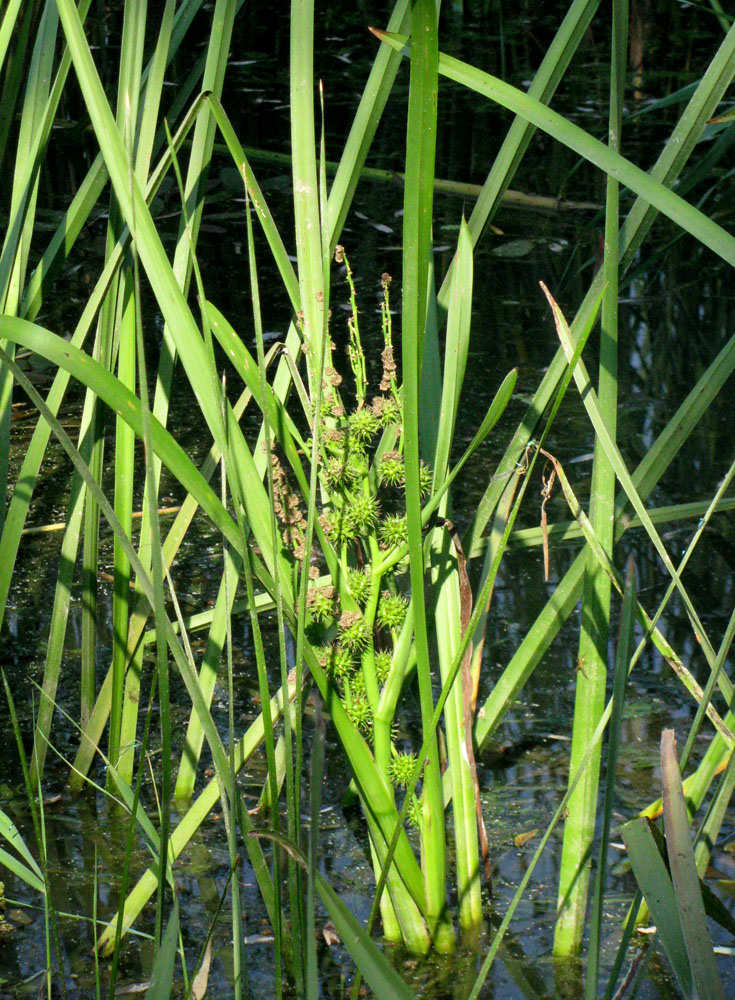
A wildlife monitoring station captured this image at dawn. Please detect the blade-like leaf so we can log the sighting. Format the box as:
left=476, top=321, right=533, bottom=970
left=621, top=817, right=693, bottom=998
left=145, top=900, right=179, bottom=1000
left=375, top=31, right=735, bottom=267
left=661, top=730, right=725, bottom=1000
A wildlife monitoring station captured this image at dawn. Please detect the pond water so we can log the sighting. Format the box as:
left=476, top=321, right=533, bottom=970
left=2, top=2, right=735, bottom=997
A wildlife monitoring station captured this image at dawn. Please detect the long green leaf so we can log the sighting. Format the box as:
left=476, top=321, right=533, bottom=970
left=0, top=317, right=241, bottom=550
left=555, top=0, right=627, bottom=954
left=585, top=557, right=635, bottom=998
left=0, top=807, right=45, bottom=893
left=376, top=31, right=735, bottom=267
left=661, top=730, right=725, bottom=1000
left=621, top=817, right=693, bottom=998
left=145, top=900, right=179, bottom=1000
left=400, top=0, right=452, bottom=954
left=475, top=326, right=735, bottom=749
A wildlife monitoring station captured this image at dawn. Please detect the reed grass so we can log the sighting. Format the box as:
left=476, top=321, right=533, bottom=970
left=2, top=0, right=735, bottom=996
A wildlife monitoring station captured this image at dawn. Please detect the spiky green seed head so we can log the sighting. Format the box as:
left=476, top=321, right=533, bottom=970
left=338, top=611, right=370, bottom=652
left=406, top=797, right=422, bottom=828
left=307, top=585, right=336, bottom=624
left=377, top=591, right=408, bottom=630
left=332, top=645, right=356, bottom=678
left=348, top=406, right=380, bottom=445
left=347, top=568, right=372, bottom=606
left=325, top=506, right=358, bottom=545
left=378, top=514, right=408, bottom=549
left=324, top=459, right=358, bottom=492
left=389, top=750, right=419, bottom=788
left=349, top=671, right=366, bottom=697
left=379, top=450, right=405, bottom=487
left=320, top=644, right=355, bottom=679
left=347, top=696, right=373, bottom=738
left=374, top=649, right=393, bottom=685
left=347, top=494, right=380, bottom=534
left=380, top=396, right=401, bottom=426
left=418, top=460, right=433, bottom=498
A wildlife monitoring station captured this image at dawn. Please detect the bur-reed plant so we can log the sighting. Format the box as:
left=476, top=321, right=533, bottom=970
left=2, top=0, right=735, bottom=995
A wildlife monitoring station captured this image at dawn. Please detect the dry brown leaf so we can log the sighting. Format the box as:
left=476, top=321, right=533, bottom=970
left=190, top=936, right=212, bottom=1000
left=322, top=920, right=340, bottom=946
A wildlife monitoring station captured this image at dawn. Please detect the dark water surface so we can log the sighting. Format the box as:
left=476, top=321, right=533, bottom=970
left=2, top=2, right=735, bottom=997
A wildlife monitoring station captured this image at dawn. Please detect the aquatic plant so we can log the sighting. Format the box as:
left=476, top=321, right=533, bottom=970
left=1, top=0, right=735, bottom=996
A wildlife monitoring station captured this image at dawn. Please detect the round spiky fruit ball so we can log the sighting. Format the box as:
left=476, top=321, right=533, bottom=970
left=347, top=568, right=372, bottom=606
left=347, top=494, right=380, bottom=534
left=378, top=514, right=408, bottom=549
left=348, top=407, right=380, bottom=445
left=377, top=591, right=408, bottom=630
left=379, top=450, right=405, bottom=487
left=389, top=749, right=419, bottom=788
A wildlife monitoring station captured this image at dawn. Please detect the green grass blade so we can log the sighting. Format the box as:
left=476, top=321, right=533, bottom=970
left=661, top=730, right=725, bottom=1000
left=0, top=0, right=33, bottom=173
left=501, top=497, right=735, bottom=554
left=109, top=288, right=137, bottom=778
left=0, top=846, right=45, bottom=894
left=314, top=870, right=418, bottom=1000
left=431, top=218, right=472, bottom=487
left=452, top=0, right=601, bottom=251
left=243, top=188, right=286, bottom=995
left=0, top=317, right=241, bottom=548
left=306, top=701, right=326, bottom=1000
left=96, top=672, right=300, bottom=954
left=0, top=807, right=45, bottom=892
left=376, top=31, right=735, bottom=267
left=0, top=0, right=61, bottom=542
left=428, top=219, right=482, bottom=930
left=430, top=527, right=483, bottom=930
left=206, top=95, right=300, bottom=311
left=144, top=898, right=179, bottom=1000
left=466, top=616, right=637, bottom=1000
left=400, top=0, right=453, bottom=953
left=462, top=19, right=735, bottom=560
left=545, top=287, right=722, bottom=690
left=134, top=0, right=176, bottom=182
left=621, top=818, right=693, bottom=998
left=555, top=0, right=627, bottom=954
left=53, top=0, right=233, bottom=492
left=122, top=0, right=238, bottom=789
left=0, top=0, right=59, bottom=313
left=0, top=0, right=24, bottom=80
left=326, top=0, right=410, bottom=245
left=20, top=8, right=210, bottom=323
left=474, top=324, right=735, bottom=753
left=290, top=0, right=324, bottom=361
left=585, top=557, right=635, bottom=998
left=29, top=464, right=89, bottom=783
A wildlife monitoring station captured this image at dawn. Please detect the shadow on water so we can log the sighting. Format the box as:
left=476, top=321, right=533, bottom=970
left=2, top=1, right=735, bottom=996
